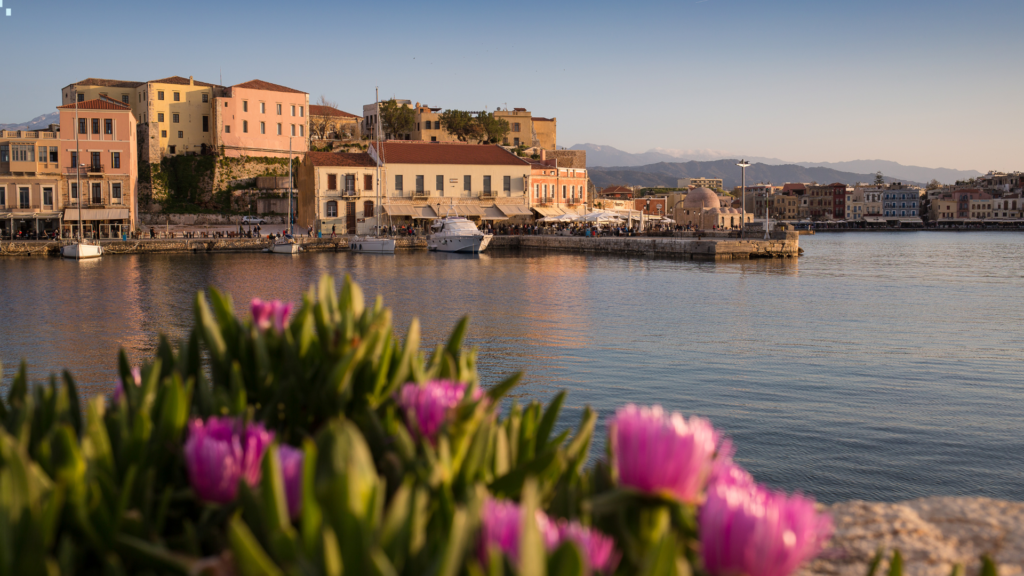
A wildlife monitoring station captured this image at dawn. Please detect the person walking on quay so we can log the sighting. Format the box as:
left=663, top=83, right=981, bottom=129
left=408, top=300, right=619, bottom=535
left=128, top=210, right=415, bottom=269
left=307, top=225, right=313, bottom=238
left=331, top=224, right=336, bottom=239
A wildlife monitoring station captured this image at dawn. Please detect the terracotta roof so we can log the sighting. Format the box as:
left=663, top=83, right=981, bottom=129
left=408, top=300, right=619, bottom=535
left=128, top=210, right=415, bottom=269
left=70, top=78, right=145, bottom=89
left=310, top=105, right=359, bottom=119
left=149, top=76, right=220, bottom=88
left=57, top=97, right=132, bottom=111
left=373, top=142, right=529, bottom=166
left=233, top=79, right=306, bottom=94
left=601, top=185, right=632, bottom=194
left=305, top=152, right=376, bottom=168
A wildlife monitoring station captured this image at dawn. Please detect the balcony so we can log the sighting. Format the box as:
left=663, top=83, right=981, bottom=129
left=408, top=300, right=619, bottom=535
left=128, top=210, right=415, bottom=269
left=481, top=190, right=498, bottom=198
left=65, top=165, right=105, bottom=176
left=414, top=190, right=430, bottom=198
left=342, top=188, right=357, bottom=197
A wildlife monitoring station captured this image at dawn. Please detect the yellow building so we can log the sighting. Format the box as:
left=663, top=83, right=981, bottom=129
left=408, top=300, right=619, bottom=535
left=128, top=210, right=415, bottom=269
left=361, top=102, right=558, bottom=150
left=678, top=177, right=724, bottom=190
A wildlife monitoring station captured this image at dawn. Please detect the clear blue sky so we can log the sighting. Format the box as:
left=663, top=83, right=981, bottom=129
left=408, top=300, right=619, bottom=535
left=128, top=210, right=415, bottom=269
left=1, top=0, right=1020, bottom=171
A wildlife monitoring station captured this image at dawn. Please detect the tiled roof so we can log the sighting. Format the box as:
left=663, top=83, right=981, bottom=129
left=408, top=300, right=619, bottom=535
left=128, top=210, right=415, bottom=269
left=149, top=76, right=221, bottom=88
left=374, top=142, right=529, bottom=166
left=602, top=185, right=632, bottom=193
left=310, top=105, right=359, bottom=119
left=305, top=152, right=376, bottom=168
left=70, top=78, right=145, bottom=88
left=233, top=79, right=306, bottom=94
left=57, top=98, right=132, bottom=111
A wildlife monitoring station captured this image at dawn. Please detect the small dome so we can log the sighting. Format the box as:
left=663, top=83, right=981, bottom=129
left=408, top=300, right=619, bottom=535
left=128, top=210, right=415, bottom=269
left=682, top=187, right=720, bottom=210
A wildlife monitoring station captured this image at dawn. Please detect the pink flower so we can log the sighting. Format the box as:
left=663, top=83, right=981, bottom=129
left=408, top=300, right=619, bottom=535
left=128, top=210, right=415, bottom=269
left=709, top=459, right=754, bottom=489
left=183, top=417, right=274, bottom=503
left=396, top=380, right=483, bottom=443
left=699, top=481, right=833, bottom=576
left=610, top=404, right=725, bottom=503
left=112, top=366, right=142, bottom=403
left=279, top=444, right=303, bottom=519
left=479, top=499, right=618, bottom=574
left=250, top=298, right=292, bottom=333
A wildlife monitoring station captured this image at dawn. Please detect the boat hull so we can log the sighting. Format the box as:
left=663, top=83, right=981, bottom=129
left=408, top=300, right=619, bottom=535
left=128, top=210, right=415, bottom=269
left=61, top=242, right=103, bottom=259
left=428, top=234, right=492, bottom=253
left=351, top=237, right=396, bottom=254
left=270, top=242, right=301, bottom=254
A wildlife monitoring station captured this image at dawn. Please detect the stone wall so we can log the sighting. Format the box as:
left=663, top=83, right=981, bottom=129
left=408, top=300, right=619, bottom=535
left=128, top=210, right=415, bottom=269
left=490, top=233, right=799, bottom=259
left=138, top=213, right=286, bottom=226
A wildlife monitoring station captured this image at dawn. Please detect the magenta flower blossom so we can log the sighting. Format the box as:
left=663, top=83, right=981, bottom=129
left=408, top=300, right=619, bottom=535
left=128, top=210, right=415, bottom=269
left=183, top=417, right=274, bottom=503
left=709, top=459, right=754, bottom=489
left=278, top=444, right=303, bottom=519
left=479, top=498, right=618, bottom=574
left=396, top=380, right=484, bottom=443
left=112, top=366, right=142, bottom=404
left=700, top=481, right=833, bottom=576
left=250, top=298, right=292, bottom=333
left=610, top=404, right=725, bottom=503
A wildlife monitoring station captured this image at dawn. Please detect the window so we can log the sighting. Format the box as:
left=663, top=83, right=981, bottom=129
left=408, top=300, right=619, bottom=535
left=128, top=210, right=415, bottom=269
left=328, top=174, right=337, bottom=190
left=415, top=175, right=424, bottom=193
left=364, top=174, right=372, bottom=190
left=243, top=101, right=248, bottom=112
left=161, top=130, right=167, bottom=138
left=513, top=137, right=519, bottom=146
left=431, top=137, right=437, bottom=142
left=291, top=125, right=296, bottom=136
left=225, top=125, right=231, bottom=134
left=260, top=102, right=266, bottom=114
left=19, top=187, right=29, bottom=209
left=91, top=152, right=101, bottom=170
left=326, top=201, right=338, bottom=217
left=299, top=125, right=304, bottom=137
left=436, top=175, right=444, bottom=191
left=169, top=145, right=176, bottom=154
left=78, top=119, right=87, bottom=134
left=11, top=144, right=34, bottom=162
left=70, top=151, right=77, bottom=168
left=300, top=106, right=304, bottom=117
left=202, top=94, right=209, bottom=103
left=276, top=104, right=282, bottom=115
left=291, top=105, right=296, bottom=116
left=111, top=183, right=122, bottom=204
left=91, top=183, right=102, bottom=204
left=105, top=119, right=113, bottom=134
left=364, top=200, right=374, bottom=218
left=158, top=112, right=165, bottom=122
left=0, top=145, right=7, bottom=162
left=92, top=119, right=100, bottom=134
left=157, top=91, right=164, bottom=100
left=172, top=113, right=180, bottom=123
left=345, top=175, right=355, bottom=192
left=0, top=186, right=4, bottom=205
left=203, top=116, right=209, bottom=132
left=43, top=188, right=54, bottom=207
left=177, top=131, right=183, bottom=138
left=503, top=175, right=511, bottom=192
left=571, top=185, right=576, bottom=198
left=173, top=92, right=180, bottom=102
left=77, top=93, right=85, bottom=102
left=464, top=175, right=471, bottom=192
left=395, top=175, right=404, bottom=192
left=70, top=183, right=78, bottom=201
left=562, top=185, right=567, bottom=199
left=260, top=122, right=266, bottom=134
left=483, top=176, right=492, bottom=193
left=277, top=123, right=282, bottom=135
left=243, top=121, right=248, bottom=133
left=49, top=147, right=58, bottom=162
left=121, top=94, right=129, bottom=104
left=38, top=146, right=46, bottom=162
left=535, top=184, right=539, bottom=197
left=111, top=152, right=120, bottom=169
left=512, top=122, right=520, bottom=132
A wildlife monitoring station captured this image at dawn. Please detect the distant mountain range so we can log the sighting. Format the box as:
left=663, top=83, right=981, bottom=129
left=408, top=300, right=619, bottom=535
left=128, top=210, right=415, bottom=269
left=587, top=160, right=923, bottom=191
left=570, top=143, right=983, bottom=185
left=0, top=112, right=60, bottom=131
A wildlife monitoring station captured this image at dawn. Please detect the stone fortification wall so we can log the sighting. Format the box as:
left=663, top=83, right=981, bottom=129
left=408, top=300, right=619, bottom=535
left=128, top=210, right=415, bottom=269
left=490, top=233, right=799, bottom=259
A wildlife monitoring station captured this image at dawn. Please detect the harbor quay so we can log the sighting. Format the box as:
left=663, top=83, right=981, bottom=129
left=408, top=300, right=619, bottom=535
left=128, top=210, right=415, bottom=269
left=0, top=230, right=799, bottom=259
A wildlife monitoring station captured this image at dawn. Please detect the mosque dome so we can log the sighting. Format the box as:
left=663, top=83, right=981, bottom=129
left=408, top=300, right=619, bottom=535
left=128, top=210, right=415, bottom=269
left=683, top=187, right=720, bottom=210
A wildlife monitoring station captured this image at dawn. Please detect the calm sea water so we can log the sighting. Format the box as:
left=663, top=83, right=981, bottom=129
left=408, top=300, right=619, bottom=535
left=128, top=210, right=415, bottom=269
left=1, top=232, right=1022, bottom=504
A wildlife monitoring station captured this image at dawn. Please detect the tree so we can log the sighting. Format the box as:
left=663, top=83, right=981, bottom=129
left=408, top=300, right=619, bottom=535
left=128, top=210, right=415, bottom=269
left=926, top=179, right=941, bottom=190
left=874, top=171, right=885, bottom=186
left=438, top=110, right=484, bottom=142
left=378, top=99, right=414, bottom=139
left=309, top=95, right=339, bottom=143
left=476, top=112, right=510, bottom=144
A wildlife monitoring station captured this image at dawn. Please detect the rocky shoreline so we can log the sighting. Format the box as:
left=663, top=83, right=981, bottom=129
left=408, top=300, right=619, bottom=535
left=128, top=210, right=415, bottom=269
left=800, top=497, right=1023, bottom=576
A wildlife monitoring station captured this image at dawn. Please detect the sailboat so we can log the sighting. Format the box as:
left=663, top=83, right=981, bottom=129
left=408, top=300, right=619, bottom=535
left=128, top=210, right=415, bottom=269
left=350, top=88, right=396, bottom=254
left=270, top=137, right=301, bottom=254
left=61, top=93, right=103, bottom=259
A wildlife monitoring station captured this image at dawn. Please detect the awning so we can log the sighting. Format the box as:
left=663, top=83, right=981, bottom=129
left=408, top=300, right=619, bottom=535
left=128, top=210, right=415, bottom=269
left=481, top=206, right=509, bottom=220
left=532, top=206, right=564, bottom=217
left=384, top=204, right=417, bottom=216
left=453, top=205, right=486, bottom=216
left=498, top=205, right=532, bottom=217
left=411, top=206, right=438, bottom=219
left=34, top=212, right=63, bottom=219
left=63, top=208, right=129, bottom=221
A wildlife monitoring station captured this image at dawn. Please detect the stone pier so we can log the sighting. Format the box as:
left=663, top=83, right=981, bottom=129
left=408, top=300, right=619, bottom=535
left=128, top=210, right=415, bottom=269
left=490, top=231, right=799, bottom=259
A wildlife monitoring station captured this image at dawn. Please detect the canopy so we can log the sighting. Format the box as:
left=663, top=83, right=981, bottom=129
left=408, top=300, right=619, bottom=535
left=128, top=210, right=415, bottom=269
left=481, top=206, right=509, bottom=220
left=62, top=208, right=129, bottom=221
left=497, top=205, right=532, bottom=217
left=450, top=205, right=486, bottom=217
left=384, top=204, right=438, bottom=219
left=532, top=206, right=563, bottom=217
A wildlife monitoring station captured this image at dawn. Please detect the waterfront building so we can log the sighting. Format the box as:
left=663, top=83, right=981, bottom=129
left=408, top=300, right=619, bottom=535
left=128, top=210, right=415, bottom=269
left=770, top=192, right=800, bottom=220
left=496, top=108, right=537, bottom=148
left=991, top=194, right=1022, bottom=219
left=968, top=198, right=992, bottom=220
left=598, top=185, right=634, bottom=200
left=952, top=189, right=990, bottom=219
left=677, top=177, right=723, bottom=190
left=527, top=150, right=588, bottom=219
left=368, top=141, right=534, bottom=230
left=309, top=105, right=361, bottom=143
left=930, top=196, right=957, bottom=221
left=0, top=125, right=63, bottom=238
left=296, top=151, right=377, bottom=235
left=805, top=184, right=836, bottom=219
left=676, top=187, right=751, bottom=229
left=211, top=80, right=310, bottom=158
left=361, top=103, right=557, bottom=150
left=57, top=97, right=138, bottom=236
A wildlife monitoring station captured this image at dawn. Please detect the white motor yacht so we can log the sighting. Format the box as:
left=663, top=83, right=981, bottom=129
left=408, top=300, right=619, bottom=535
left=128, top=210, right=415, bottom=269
left=350, top=236, right=396, bottom=253
left=270, top=235, right=301, bottom=254
left=427, top=217, right=492, bottom=253
left=61, top=239, right=103, bottom=259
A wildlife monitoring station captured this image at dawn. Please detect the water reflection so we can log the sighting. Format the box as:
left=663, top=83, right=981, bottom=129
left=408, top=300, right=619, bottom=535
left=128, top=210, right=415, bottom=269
left=1, top=233, right=1022, bottom=504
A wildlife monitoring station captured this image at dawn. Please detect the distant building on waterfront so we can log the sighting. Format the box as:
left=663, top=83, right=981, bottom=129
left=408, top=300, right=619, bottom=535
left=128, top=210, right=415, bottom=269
left=296, top=151, right=377, bottom=235
left=678, top=177, right=723, bottom=190
left=211, top=80, right=310, bottom=159
left=361, top=102, right=557, bottom=150
left=527, top=150, right=588, bottom=219
left=676, top=187, right=751, bottom=230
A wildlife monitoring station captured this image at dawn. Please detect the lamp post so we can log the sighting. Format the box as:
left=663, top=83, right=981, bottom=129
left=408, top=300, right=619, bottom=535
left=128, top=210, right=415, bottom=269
left=736, top=159, right=750, bottom=234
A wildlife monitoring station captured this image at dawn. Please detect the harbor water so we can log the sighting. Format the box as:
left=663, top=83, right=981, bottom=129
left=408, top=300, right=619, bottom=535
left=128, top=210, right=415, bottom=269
left=1, top=231, right=1022, bottom=504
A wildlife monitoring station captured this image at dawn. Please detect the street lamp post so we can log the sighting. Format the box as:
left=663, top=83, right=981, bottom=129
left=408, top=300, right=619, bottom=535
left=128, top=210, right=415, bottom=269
left=736, top=159, right=750, bottom=234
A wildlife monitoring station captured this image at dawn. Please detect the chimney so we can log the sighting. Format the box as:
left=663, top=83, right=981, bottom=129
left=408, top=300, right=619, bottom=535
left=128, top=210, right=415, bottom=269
left=541, top=150, right=546, bottom=161
left=189, top=76, right=194, bottom=86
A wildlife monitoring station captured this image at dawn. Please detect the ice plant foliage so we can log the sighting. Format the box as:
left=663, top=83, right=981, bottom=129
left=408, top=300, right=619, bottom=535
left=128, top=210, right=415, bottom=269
left=111, top=366, right=141, bottom=403
left=480, top=499, right=618, bottom=574
left=250, top=298, right=292, bottom=333
left=183, top=417, right=274, bottom=503
left=611, top=404, right=724, bottom=503
left=700, top=480, right=833, bottom=576
left=396, top=379, right=482, bottom=443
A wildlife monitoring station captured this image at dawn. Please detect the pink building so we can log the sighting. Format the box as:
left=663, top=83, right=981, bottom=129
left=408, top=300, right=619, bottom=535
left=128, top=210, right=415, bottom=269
left=212, top=80, right=309, bottom=158
left=57, top=96, right=138, bottom=236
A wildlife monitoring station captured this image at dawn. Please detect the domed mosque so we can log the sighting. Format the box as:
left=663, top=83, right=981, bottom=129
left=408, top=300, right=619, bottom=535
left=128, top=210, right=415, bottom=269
left=678, top=187, right=753, bottom=230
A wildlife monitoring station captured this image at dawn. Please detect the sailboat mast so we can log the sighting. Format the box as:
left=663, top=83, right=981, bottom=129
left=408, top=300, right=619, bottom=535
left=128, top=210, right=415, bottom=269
left=375, top=87, right=380, bottom=236
left=288, top=137, right=292, bottom=235
left=75, top=92, right=83, bottom=252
